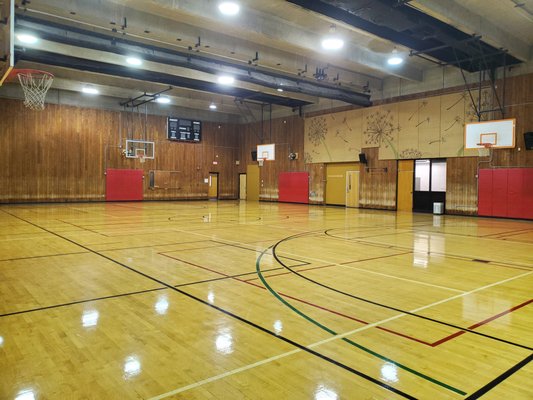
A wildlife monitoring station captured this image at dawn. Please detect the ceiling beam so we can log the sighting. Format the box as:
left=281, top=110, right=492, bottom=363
left=15, top=16, right=376, bottom=106
left=97, top=0, right=422, bottom=81
left=410, top=0, right=531, bottom=62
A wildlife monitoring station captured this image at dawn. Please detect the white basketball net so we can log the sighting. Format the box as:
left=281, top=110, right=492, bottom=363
left=258, top=159, right=264, bottom=167
left=17, top=72, right=54, bottom=110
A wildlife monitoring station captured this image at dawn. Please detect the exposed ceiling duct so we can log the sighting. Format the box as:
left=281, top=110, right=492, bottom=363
left=14, top=14, right=372, bottom=107
left=287, top=0, right=522, bottom=72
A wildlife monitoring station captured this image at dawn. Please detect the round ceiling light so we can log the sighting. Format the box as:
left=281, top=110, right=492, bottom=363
left=156, top=96, right=170, bottom=104
left=387, top=49, right=404, bottom=65
left=217, top=75, right=235, bottom=85
left=218, top=2, right=240, bottom=16
left=209, top=103, right=217, bottom=110
left=126, top=57, right=143, bottom=66
left=16, top=33, right=38, bottom=44
left=321, top=37, right=344, bottom=50
left=82, top=87, right=99, bottom=95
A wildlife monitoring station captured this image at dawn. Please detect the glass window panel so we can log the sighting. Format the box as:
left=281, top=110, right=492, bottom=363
left=415, top=160, right=430, bottom=191
left=431, top=161, right=447, bottom=192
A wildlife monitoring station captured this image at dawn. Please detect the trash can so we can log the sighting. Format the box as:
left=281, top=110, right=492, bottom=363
left=433, top=202, right=444, bottom=215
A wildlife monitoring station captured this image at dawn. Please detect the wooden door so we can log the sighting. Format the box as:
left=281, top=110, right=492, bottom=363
left=325, top=163, right=358, bottom=205
left=208, top=173, right=218, bottom=199
left=239, top=174, right=247, bottom=200
left=246, top=165, right=260, bottom=201
left=397, top=160, right=414, bottom=211
left=346, top=171, right=360, bottom=208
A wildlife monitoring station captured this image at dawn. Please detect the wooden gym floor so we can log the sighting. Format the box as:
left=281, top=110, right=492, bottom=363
left=0, top=201, right=531, bottom=399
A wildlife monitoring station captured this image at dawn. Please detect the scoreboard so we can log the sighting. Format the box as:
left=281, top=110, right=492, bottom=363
left=167, top=117, right=201, bottom=142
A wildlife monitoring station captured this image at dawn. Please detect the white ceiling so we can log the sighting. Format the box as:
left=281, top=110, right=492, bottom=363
left=0, top=0, right=531, bottom=122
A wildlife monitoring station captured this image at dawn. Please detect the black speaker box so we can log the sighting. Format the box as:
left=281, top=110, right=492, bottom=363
left=524, top=132, right=533, bottom=150
left=251, top=151, right=257, bottom=161
left=358, top=153, right=368, bottom=164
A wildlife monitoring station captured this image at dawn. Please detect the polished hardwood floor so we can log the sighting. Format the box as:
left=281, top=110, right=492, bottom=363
left=0, top=201, right=531, bottom=399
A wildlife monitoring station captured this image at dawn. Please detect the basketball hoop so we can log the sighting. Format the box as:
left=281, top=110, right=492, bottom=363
left=477, top=143, right=493, bottom=157
left=138, top=154, right=146, bottom=164
left=258, top=158, right=264, bottom=167
left=10, top=69, right=54, bottom=110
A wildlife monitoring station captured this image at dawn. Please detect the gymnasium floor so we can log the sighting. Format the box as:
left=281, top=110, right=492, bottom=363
left=0, top=201, right=531, bottom=399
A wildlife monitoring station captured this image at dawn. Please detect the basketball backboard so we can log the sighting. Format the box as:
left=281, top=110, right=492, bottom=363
left=125, top=139, right=155, bottom=159
left=0, top=0, right=14, bottom=86
left=256, top=143, right=275, bottom=161
left=464, top=118, right=515, bottom=149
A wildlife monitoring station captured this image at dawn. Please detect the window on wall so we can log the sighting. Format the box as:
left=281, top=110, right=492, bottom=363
left=415, top=159, right=446, bottom=192
left=431, top=160, right=447, bottom=192
left=415, top=160, right=430, bottom=191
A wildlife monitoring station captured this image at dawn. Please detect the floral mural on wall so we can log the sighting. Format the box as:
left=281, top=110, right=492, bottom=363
left=304, top=89, right=493, bottom=162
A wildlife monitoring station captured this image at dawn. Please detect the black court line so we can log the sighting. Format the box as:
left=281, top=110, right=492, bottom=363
left=208, top=239, right=311, bottom=268
left=58, top=219, right=111, bottom=237
left=0, top=251, right=89, bottom=263
left=481, top=228, right=533, bottom=238
left=0, top=287, right=168, bottom=318
left=0, top=268, right=284, bottom=318
left=173, top=267, right=284, bottom=288
left=273, top=231, right=533, bottom=352
left=97, top=240, right=225, bottom=253
left=0, top=209, right=417, bottom=399
left=465, top=353, right=533, bottom=399
left=325, top=230, right=533, bottom=270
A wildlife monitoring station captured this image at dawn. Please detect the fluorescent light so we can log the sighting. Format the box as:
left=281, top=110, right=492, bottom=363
left=218, top=2, right=240, bottom=15
left=218, top=75, right=235, bottom=85
left=156, top=96, right=170, bottom=104
left=321, top=37, right=344, bottom=50
left=16, top=33, right=38, bottom=44
left=82, top=87, right=99, bottom=95
left=209, top=103, right=217, bottom=110
left=277, top=88, right=284, bottom=92
left=126, top=57, right=142, bottom=66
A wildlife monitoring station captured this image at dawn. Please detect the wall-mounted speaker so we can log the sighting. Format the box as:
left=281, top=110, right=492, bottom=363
left=524, top=132, right=533, bottom=150
left=358, top=153, right=368, bottom=164
left=251, top=150, right=257, bottom=161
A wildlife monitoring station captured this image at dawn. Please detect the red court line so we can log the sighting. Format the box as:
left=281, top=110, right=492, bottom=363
left=158, top=252, right=532, bottom=349
left=159, top=252, right=434, bottom=346
left=243, top=251, right=412, bottom=282
left=430, top=298, right=533, bottom=347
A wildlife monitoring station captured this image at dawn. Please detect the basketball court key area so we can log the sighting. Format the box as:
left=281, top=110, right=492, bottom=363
left=0, top=201, right=531, bottom=399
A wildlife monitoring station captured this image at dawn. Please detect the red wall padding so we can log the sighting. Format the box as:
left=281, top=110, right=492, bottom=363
left=477, top=170, right=493, bottom=216
left=278, top=172, right=309, bottom=204
left=478, top=168, right=533, bottom=220
left=106, top=169, right=143, bottom=201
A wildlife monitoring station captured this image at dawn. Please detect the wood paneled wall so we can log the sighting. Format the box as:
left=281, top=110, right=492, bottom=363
left=359, top=147, right=398, bottom=210
left=0, top=99, right=240, bottom=202
left=1, top=72, right=532, bottom=212
left=237, top=115, right=311, bottom=201
left=445, top=73, right=533, bottom=214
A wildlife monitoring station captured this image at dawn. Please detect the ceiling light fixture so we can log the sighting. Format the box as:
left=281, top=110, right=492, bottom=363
left=217, top=75, right=235, bottom=85
left=126, top=57, right=143, bottom=66
left=387, top=48, right=404, bottom=65
left=82, top=86, right=99, bottom=95
left=209, top=103, right=217, bottom=110
left=321, top=25, right=344, bottom=50
left=155, top=96, right=170, bottom=104
left=16, top=33, right=38, bottom=44
left=218, top=2, right=240, bottom=16
left=277, top=88, right=284, bottom=92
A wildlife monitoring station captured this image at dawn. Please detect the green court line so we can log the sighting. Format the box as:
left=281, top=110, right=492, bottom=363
left=255, top=246, right=467, bottom=396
